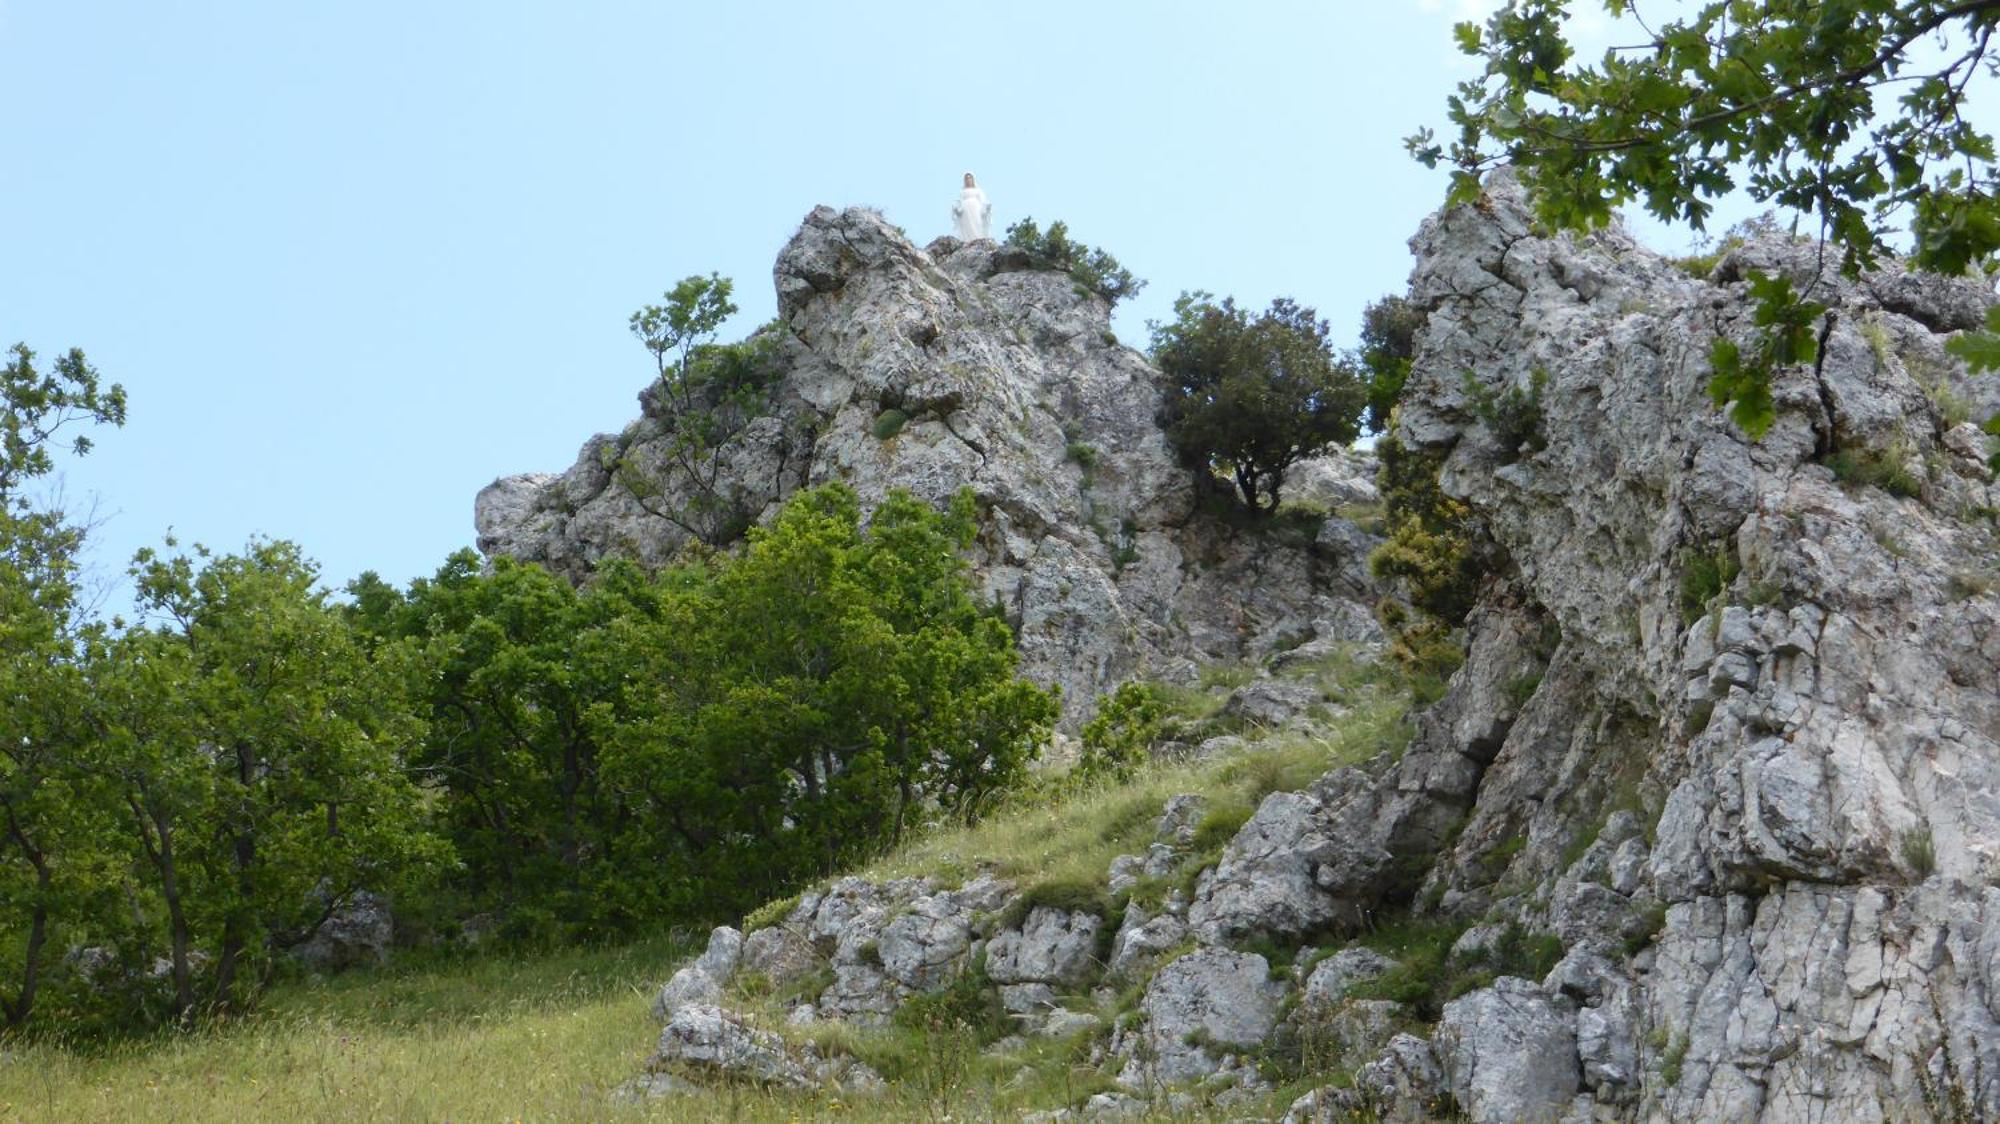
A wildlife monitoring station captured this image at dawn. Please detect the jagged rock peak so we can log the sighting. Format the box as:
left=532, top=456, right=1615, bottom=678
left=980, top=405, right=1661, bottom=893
left=475, top=206, right=1385, bottom=721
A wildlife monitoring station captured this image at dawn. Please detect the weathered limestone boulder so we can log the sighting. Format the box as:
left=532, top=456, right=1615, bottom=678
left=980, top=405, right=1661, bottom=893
left=652, top=926, right=742, bottom=1020
left=1188, top=790, right=1350, bottom=944
left=986, top=907, right=1102, bottom=1012
left=645, top=1003, right=881, bottom=1093
left=1221, top=677, right=1324, bottom=728
left=294, top=891, right=393, bottom=973
left=1300, top=947, right=1397, bottom=1011
left=1114, top=948, right=1285, bottom=1089
left=1107, top=909, right=1189, bottom=979
left=1434, top=977, right=1579, bottom=1124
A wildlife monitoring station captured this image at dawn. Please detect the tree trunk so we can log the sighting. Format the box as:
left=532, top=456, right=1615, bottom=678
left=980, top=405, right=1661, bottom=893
left=1, top=810, right=51, bottom=1030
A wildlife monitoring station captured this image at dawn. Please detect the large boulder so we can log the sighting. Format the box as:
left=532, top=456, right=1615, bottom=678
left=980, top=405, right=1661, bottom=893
left=1434, top=977, right=1579, bottom=1124
left=294, top=891, right=393, bottom=973
left=652, top=926, right=743, bottom=1020
left=1115, top=948, right=1286, bottom=1089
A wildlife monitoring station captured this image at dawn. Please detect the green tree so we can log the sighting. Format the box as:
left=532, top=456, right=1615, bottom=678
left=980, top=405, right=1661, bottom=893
left=348, top=550, right=664, bottom=937
left=0, top=343, right=125, bottom=1030
left=1152, top=293, right=1366, bottom=512
left=608, top=275, right=788, bottom=548
left=359, top=485, right=1057, bottom=936
left=1003, top=218, right=1145, bottom=306
left=1358, top=296, right=1427, bottom=436
left=102, top=540, right=443, bottom=1018
left=601, top=484, right=1058, bottom=921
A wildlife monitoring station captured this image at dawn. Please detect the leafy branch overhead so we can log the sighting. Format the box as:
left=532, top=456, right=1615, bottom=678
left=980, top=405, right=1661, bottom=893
left=1707, top=272, right=1829, bottom=440
left=1412, top=0, right=2000, bottom=276
left=1412, top=1, right=2000, bottom=440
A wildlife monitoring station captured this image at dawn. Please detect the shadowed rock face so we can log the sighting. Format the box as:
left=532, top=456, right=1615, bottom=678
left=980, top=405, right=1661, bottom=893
left=476, top=206, right=1383, bottom=722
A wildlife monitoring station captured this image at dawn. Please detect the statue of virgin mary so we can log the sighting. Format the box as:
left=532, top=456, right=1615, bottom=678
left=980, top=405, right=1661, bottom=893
left=952, top=173, right=993, bottom=241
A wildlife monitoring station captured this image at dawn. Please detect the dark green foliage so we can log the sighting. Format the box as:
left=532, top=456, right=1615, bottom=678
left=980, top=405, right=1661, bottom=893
left=1190, top=804, right=1253, bottom=854
left=1461, top=368, right=1549, bottom=462
left=873, top=408, right=910, bottom=440
left=0, top=344, right=127, bottom=1033
left=1707, top=273, right=1828, bottom=441
left=1074, top=683, right=1165, bottom=784
left=110, top=541, right=445, bottom=1018
left=1413, top=1, right=2000, bottom=278
left=893, top=957, right=1008, bottom=1044
left=355, top=485, right=1058, bottom=938
left=1370, top=436, right=1483, bottom=627
left=1002, top=218, right=1144, bottom=306
left=1624, top=903, right=1669, bottom=958
left=1349, top=918, right=1563, bottom=1020
left=1359, top=296, right=1427, bottom=436
left=1369, top=435, right=1486, bottom=698
left=1678, top=545, right=1742, bottom=624
left=999, top=876, right=1114, bottom=932
left=1153, top=292, right=1366, bottom=512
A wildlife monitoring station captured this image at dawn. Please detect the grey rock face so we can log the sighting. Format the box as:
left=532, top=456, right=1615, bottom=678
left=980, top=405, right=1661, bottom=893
left=1107, top=909, right=1189, bottom=979
left=1221, top=677, right=1325, bottom=728
left=647, top=1003, right=880, bottom=1093
left=293, top=891, right=393, bottom=973
left=476, top=206, right=1383, bottom=723
left=1115, top=948, right=1285, bottom=1089
left=649, top=1004, right=816, bottom=1088
left=1435, top=977, right=1579, bottom=1124
left=985, top=907, right=1102, bottom=990
left=652, top=926, right=743, bottom=1020
left=1388, top=169, right=2000, bottom=1121
left=1300, top=948, right=1397, bottom=1011
left=1188, top=790, right=1353, bottom=944
left=739, top=925, right=818, bottom=992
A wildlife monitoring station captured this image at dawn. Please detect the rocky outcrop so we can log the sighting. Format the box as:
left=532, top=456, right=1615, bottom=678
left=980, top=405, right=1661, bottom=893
left=603, top=172, right=1995, bottom=1120
left=476, top=207, right=1384, bottom=721
left=1360, top=169, right=2000, bottom=1121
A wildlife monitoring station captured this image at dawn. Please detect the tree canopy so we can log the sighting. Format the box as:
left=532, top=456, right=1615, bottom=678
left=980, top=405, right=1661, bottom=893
left=1152, top=293, right=1366, bottom=512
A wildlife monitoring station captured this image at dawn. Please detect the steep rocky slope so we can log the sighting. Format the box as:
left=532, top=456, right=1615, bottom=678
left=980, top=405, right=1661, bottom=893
left=488, top=177, right=1999, bottom=1122
left=1381, top=171, right=2000, bottom=1121
left=477, top=209, right=1381, bottom=721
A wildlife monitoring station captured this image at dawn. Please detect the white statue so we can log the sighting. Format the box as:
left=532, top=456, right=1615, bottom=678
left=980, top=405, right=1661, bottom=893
left=952, top=172, right=993, bottom=241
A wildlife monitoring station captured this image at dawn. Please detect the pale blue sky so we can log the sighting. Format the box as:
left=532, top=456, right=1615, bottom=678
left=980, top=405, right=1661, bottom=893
left=0, top=1, right=1771, bottom=605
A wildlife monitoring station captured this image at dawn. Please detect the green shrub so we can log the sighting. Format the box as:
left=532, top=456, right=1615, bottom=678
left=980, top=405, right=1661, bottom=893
left=998, top=876, right=1114, bottom=931
left=1461, top=368, right=1549, bottom=462
left=1003, top=217, right=1144, bottom=306
left=1190, top=803, right=1254, bottom=854
left=1678, top=544, right=1741, bottom=624
left=873, top=408, right=910, bottom=440
left=1827, top=445, right=1922, bottom=498
left=1075, top=682, right=1166, bottom=784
